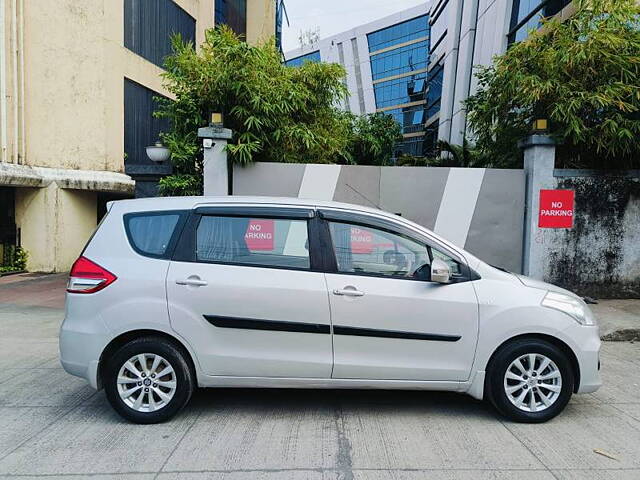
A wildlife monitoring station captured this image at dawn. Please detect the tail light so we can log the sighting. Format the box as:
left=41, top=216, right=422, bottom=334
left=67, top=256, right=117, bottom=294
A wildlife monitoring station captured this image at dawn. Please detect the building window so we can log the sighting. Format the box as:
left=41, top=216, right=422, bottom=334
left=425, top=62, right=443, bottom=119
left=215, top=0, right=247, bottom=38
left=374, top=73, right=426, bottom=109
left=369, top=40, right=428, bottom=81
left=285, top=50, right=321, bottom=67
left=384, top=105, right=427, bottom=135
left=124, top=0, right=196, bottom=68
left=367, top=15, right=429, bottom=53
left=424, top=121, right=439, bottom=157
left=508, top=0, right=571, bottom=44
left=124, top=79, right=170, bottom=167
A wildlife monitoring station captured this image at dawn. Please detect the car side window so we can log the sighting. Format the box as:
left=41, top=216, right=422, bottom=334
left=196, top=216, right=310, bottom=270
left=125, top=213, right=182, bottom=257
left=328, top=221, right=430, bottom=279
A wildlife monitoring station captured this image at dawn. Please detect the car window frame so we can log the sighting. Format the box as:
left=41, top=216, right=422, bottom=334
left=317, top=208, right=477, bottom=283
left=172, top=206, right=326, bottom=273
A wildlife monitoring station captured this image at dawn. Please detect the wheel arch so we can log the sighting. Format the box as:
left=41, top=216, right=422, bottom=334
left=484, top=333, right=581, bottom=395
left=97, top=329, right=197, bottom=390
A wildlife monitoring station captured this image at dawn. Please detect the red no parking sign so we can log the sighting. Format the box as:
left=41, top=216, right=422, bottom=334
left=538, top=190, right=574, bottom=228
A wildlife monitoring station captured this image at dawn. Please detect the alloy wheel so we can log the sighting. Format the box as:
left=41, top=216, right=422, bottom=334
left=116, top=353, right=177, bottom=413
left=503, top=353, right=562, bottom=413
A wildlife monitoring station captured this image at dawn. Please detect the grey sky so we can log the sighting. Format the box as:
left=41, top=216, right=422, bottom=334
left=281, top=0, right=426, bottom=52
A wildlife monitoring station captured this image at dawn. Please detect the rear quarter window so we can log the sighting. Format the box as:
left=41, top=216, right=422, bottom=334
left=124, top=211, right=186, bottom=258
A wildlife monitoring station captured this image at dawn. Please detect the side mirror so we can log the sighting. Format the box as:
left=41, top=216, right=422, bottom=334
left=431, top=258, right=451, bottom=284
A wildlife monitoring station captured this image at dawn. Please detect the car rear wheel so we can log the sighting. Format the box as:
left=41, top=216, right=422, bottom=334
left=104, top=337, right=194, bottom=424
left=487, top=338, right=574, bottom=423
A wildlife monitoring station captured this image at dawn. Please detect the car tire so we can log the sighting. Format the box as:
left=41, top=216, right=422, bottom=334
left=487, top=338, right=574, bottom=423
left=104, top=336, right=194, bottom=424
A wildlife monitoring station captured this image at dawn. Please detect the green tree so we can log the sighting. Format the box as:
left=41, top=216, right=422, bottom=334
left=156, top=26, right=351, bottom=195
left=465, top=0, right=640, bottom=169
left=344, top=113, right=403, bottom=166
left=433, top=138, right=493, bottom=168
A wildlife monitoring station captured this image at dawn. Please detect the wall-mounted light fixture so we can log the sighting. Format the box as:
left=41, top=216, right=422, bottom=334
left=145, top=140, right=171, bottom=163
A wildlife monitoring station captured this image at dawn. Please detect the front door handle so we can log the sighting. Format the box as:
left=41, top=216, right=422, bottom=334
left=176, top=277, right=208, bottom=287
left=333, top=287, right=364, bottom=297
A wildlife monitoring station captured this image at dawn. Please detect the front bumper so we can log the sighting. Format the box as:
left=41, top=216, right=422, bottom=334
left=566, top=324, right=602, bottom=394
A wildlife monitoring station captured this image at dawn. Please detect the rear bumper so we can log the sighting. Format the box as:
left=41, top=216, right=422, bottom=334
left=59, top=305, right=111, bottom=389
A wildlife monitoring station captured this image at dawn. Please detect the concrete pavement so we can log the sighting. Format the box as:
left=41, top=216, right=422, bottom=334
left=0, top=275, right=640, bottom=479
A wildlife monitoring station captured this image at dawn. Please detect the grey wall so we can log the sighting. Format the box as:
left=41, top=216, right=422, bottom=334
left=522, top=137, right=640, bottom=298
left=233, top=163, right=525, bottom=273
left=541, top=172, right=640, bottom=298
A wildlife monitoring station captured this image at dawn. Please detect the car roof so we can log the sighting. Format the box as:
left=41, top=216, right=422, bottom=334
left=109, top=196, right=392, bottom=218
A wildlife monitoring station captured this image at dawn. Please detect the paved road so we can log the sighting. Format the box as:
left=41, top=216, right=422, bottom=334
left=1, top=277, right=640, bottom=479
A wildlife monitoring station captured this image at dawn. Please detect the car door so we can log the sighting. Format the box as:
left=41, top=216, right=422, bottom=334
left=320, top=210, right=479, bottom=382
left=166, top=206, right=333, bottom=378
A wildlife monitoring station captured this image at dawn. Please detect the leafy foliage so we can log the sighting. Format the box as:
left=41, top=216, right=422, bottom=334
left=0, top=245, right=28, bottom=273
left=344, top=113, right=403, bottom=166
left=465, top=0, right=640, bottom=168
left=157, top=27, right=355, bottom=195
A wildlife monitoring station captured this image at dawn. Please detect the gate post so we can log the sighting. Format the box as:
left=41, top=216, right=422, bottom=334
left=199, top=125, right=233, bottom=196
left=521, top=134, right=556, bottom=278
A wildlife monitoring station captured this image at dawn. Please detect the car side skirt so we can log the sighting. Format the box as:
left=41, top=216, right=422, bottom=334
left=196, top=375, right=471, bottom=392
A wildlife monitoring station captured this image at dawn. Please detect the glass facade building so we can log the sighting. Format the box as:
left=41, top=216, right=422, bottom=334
left=283, top=6, right=431, bottom=161
left=285, top=51, right=321, bottom=67
left=368, top=15, right=429, bottom=158
left=508, top=0, right=571, bottom=44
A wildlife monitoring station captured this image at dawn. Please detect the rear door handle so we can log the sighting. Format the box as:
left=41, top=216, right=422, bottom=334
left=176, top=277, right=208, bottom=287
left=333, top=288, right=364, bottom=297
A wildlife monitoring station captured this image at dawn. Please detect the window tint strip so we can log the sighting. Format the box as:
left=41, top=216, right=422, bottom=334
left=204, top=315, right=331, bottom=334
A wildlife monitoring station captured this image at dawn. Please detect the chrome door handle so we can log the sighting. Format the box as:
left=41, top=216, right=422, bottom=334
left=176, top=278, right=208, bottom=287
left=333, top=288, right=364, bottom=297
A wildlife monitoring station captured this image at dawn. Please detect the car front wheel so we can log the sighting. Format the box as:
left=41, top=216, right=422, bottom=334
left=104, top=337, right=194, bottom=424
left=487, top=338, right=574, bottom=423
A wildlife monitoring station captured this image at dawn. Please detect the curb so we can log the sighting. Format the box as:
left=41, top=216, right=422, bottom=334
left=601, top=329, right=640, bottom=342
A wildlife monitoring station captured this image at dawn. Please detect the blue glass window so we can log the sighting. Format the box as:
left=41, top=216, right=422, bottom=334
left=370, top=40, right=428, bottom=81
left=367, top=15, right=429, bottom=53
left=508, top=0, right=571, bottom=44
left=383, top=105, right=426, bottom=135
left=374, top=73, right=426, bottom=109
left=425, top=63, right=443, bottom=119
left=285, top=51, right=321, bottom=67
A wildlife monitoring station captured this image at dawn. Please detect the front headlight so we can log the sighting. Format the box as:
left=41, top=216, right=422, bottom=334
left=541, top=291, right=595, bottom=326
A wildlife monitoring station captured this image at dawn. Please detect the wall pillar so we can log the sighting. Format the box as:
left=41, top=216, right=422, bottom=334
left=14, top=184, right=96, bottom=272
left=521, top=134, right=556, bottom=278
left=199, top=126, right=233, bottom=196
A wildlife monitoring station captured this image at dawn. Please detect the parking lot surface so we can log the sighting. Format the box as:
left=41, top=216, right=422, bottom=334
left=0, top=276, right=640, bottom=479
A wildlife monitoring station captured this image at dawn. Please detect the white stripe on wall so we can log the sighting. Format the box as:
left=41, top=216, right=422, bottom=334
left=298, top=164, right=342, bottom=200
left=433, top=168, right=486, bottom=247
